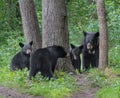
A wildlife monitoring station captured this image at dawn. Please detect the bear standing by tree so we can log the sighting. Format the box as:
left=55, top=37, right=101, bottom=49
left=82, top=31, right=99, bottom=70
left=29, top=45, right=67, bottom=80
left=10, top=41, right=33, bottom=71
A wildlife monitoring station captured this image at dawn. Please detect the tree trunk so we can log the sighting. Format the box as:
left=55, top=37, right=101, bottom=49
left=96, top=0, right=108, bottom=70
left=42, top=0, right=74, bottom=72
left=19, top=0, right=41, bottom=51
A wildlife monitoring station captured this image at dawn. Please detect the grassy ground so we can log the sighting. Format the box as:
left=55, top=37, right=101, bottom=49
left=0, top=31, right=77, bottom=98
left=0, top=66, right=76, bottom=98
left=0, top=31, right=120, bottom=98
left=87, top=67, right=120, bottom=98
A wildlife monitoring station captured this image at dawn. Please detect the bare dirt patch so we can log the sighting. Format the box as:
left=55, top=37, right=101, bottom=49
left=70, top=74, right=98, bottom=98
left=0, top=86, right=42, bottom=98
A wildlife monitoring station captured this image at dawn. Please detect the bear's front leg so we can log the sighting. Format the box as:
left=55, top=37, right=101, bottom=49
left=29, top=67, right=38, bottom=80
left=82, top=53, right=91, bottom=70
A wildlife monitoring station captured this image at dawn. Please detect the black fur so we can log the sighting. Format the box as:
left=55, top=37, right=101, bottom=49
left=82, top=31, right=99, bottom=70
left=70, top=44, right=83, bottom=73
left=10, top=41, right=33, bottom=71
left=29, top=45, right=67, bottom=80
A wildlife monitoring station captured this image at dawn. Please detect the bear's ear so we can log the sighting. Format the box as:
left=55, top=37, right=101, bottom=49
left=19, top=42, right=24, bottom=48
left=79, top=45, right=83, bottom=50
left=83, top=31, right=87, bottom=36
left=95, top=32, right=99, bottom=37
left=29, top=41, right=33, bottom=46
left=70, top=43, right=75, bottom=49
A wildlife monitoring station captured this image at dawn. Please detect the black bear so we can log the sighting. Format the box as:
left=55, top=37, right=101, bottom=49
left=10, top=41, right=33, bottom=71
left=70, top=44, right=83, bottom=73
left=82, top=31, right=99, bottom=70
left=29, top=45, right=67, bottom=80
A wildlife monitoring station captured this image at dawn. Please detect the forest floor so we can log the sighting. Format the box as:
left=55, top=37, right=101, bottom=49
left=0, top=86, right=43, bottom=98
left=70, top=74, right=98, bottom=98
left=0, top=74, right=98, bottom=98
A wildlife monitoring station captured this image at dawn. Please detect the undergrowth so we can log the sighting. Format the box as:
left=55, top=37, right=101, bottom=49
left=0, top=67, right=76, bottom=98
left=86, top=42, right=120, bottom=98
left=1, top=30, right=120, bottom=98
left=0, top=31, right=76, bottom=98
left=88, top=67, right=120, bottom=98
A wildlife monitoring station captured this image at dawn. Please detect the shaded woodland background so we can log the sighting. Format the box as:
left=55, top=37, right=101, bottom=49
left=0, top=0, right=120, bottom=98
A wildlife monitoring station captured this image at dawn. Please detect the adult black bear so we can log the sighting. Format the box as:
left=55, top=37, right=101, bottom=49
left=82, top=31, right=99, bottom=70
left=10, top=41, right=33, bottom=71
left=29, top=45, right=67, bottom=80
left=70, top=44, right=83, bottom=73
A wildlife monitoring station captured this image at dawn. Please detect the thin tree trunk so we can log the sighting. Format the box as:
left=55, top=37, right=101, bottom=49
left=96, top=0, right=108, bottom=70
left=19, top=0, right=41, bottom=51
left=42, top=0, right=74, bottom=72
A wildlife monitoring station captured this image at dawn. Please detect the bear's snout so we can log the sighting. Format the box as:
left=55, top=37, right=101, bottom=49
left=87, top=43, right=93, bottom=50
left=26, top=49, right=32, bottom=54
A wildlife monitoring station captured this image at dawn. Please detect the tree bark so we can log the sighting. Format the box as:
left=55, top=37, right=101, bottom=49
left=96, top=0, right=108, bottom=70
left=42, top=0, right=74, bottom=72
left=19, top=0, right=41, bottom=51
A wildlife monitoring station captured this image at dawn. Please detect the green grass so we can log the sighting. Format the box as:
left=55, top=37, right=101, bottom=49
left=0, top=66, right=76, bottom=98
left=96, top=86, right=120, bottom=98
left=96, top=45, right=120, bottom=98
left=87, top=67, right=120, bottom=98
left=0, top=31, right=77, bottom=98
left=86, top=43, right=120, bottom=98
left=1, top=30, right=120, bottom=98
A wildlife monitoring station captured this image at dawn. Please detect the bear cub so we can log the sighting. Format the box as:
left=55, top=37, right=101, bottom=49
left=82, top=31, right=99, bottom=70
left=10, top=41, right=33, bottom=71
left=70, top=44, right=83, bottom=73
left=29, top=45, right=67, bottom=80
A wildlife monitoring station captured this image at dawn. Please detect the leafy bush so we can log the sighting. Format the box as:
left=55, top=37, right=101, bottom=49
left=0, top=31, right=24, bottom=66
left=109, top=45, right=120, bottom=67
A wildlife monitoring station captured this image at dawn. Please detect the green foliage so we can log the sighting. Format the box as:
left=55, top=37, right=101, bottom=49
left=0, top=0, right=41, bottom=31
left=0, top=0, right=21, bottom=30
left=34, top=0, right=42, bottom=32
left=109, top=45, right=120, bottom=67
left=88, top=69, right=108, bottom=88
left=96, top=77, right=120, bottom=98
left=87, top=67, right=120, bottom=98
left=105, top=1, right=120, bottom=47
left=25, top=73, right=75, bottom=98
left=0, top=30, right=76, bottom=98
left=0, top=67, right=76, bottom=98
left=67, top=0, right=120, bottom=48
left=96, top=86, right=120, bottom=98
left=0, top=0, right=120, bottom=97
left=0, top=31, right=24, bottom=66
left=67, top=0, right=98, bottom=45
